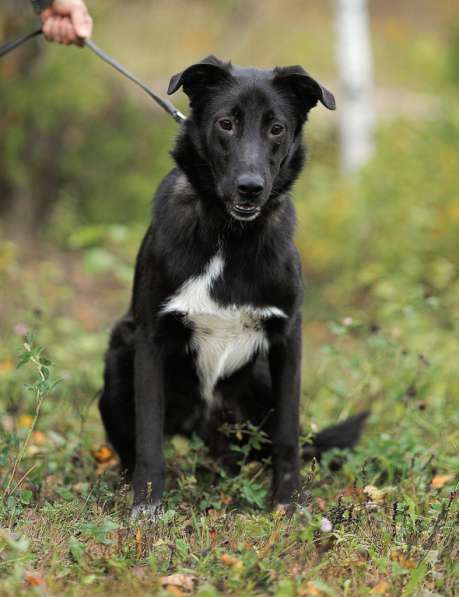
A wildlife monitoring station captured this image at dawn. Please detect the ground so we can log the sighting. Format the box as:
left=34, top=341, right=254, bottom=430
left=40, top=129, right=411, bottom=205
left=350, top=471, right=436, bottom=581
left=0, top=244, right=457, bottom=596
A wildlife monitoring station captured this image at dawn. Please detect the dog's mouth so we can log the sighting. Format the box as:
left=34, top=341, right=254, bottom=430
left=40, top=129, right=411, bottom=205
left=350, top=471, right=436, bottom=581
left=228, top=202, right=261, bottom=222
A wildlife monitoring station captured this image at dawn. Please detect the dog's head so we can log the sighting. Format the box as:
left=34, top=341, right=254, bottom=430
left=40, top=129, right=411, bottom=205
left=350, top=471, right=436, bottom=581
left=168, top=56, right=335, bottom=222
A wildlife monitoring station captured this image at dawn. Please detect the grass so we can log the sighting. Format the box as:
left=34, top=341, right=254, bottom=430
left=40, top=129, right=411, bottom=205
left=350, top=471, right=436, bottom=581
left=0, top=245, right=457, bottom=596
left=1, top=3, right=459, bottom=591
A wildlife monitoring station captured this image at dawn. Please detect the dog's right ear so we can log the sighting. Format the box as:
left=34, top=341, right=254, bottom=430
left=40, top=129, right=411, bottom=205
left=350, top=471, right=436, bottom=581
left=167, top=55, right=233, bottom=100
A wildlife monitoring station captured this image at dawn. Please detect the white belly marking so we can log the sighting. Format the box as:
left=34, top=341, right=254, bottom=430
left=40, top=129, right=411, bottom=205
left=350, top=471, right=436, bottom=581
left=161, top=252, right=287, bottom=404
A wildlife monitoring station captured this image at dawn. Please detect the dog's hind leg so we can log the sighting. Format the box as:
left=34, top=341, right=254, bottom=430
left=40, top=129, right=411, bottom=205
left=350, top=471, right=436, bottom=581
left=99, top=313, right=136, bottom=477
left=248, top=359, right=369, bottom=464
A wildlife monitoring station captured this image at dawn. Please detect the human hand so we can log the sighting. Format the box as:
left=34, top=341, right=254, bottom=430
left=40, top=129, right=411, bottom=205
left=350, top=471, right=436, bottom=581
left=41, top=0, right=93, bottom=46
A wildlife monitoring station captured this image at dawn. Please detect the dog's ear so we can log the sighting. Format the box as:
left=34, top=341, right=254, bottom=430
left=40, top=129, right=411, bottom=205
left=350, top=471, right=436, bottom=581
left=167, top=55, right=233, bottom=99
left=273, top=65, right=336, bottom=118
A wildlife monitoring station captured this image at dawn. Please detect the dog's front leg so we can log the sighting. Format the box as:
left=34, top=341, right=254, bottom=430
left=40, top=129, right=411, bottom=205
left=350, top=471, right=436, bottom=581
left=269, top=314, right=302, bottom=509
left=132, top=327, right=165, bottom=519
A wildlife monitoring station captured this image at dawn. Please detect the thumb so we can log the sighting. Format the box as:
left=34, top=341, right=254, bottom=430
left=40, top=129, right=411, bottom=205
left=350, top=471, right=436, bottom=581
left=70, top=4, right=93, bottom=39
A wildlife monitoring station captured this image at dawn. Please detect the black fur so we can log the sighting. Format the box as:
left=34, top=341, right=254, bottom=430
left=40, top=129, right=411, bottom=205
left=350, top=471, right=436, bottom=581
left=99, top=56, right=367, bottom=515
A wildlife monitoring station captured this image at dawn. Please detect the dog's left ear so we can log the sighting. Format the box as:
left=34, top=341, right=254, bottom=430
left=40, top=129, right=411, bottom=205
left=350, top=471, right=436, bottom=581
left=167, top=55, right=233, bottom=100
left=273, top=65, right=336, bottom=118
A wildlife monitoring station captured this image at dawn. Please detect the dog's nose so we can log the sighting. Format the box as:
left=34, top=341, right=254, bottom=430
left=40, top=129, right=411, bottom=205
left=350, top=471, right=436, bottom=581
left=237, top=174, right=264, bottom=199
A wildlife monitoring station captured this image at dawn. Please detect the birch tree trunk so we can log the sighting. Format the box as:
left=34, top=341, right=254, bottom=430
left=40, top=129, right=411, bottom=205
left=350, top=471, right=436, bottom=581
left=335, top=0, right=375, bottom=174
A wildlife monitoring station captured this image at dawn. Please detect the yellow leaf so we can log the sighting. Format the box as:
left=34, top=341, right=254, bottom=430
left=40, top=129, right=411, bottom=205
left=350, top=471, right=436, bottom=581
left=302, top=581, right=323, bottom=596
left=0, top=357, right=13, bottom=374
left=220, top=553, right=243, bottom=570
left=160, top=574, right=195, bottom=591
left=171, top=435, right=190, bottom=456
left=398, top=554, right=417, bottom=569
left=18, top=415, right=33, bottom=429
left=391, top=551, right=417, bottom=569
left=165, top=586, right=184, bottom=597
left=363, top=485, right=395, bottom=503
left=371, top=580, right=389, bottom=594
left=431, top=474, right=454, bottom=488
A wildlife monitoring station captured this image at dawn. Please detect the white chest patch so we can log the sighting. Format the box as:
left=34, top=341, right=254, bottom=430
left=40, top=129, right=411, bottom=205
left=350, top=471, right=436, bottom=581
left=161, top=252, right=287, bottom=405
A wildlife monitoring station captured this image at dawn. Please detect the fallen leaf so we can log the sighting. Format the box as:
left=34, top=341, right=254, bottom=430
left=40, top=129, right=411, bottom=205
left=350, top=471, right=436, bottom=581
left=371, top=580, right=389, bottom=594
left=91, top=445, right=114, bottom=463
left=26, top=445, right=42, bottom=456
left=135, top=527, right=142, bottom=559
left=95, top=456, right=119, bottom=476
left=17, top=414, right=33, bottom=429
left=160, top=573, right=196, bottom=591
left=24, top=571, right=45, bottom=586
left=398, top=554, right=417, bottom=569
left=363, top=485, right=395, bottom=503
left=301, top=581, right=323, bottom=596
left=220, top=553, right=243, bottom=570
left=0, top=357, right=13, bottom=374
left=316, top=497, right=327, bottom=511
left=220, top=493, right=233, bottom=505
left=391, top=551, right=417, bottom=569
left=165, top=586, right=184, bottom=597
left=130, top=565, right=149, bottom=581
left=171, top=435, right=190, bottom=456
left=431, top=474, right=454, bottom=488
left=31, top=431, right=48, bottom=445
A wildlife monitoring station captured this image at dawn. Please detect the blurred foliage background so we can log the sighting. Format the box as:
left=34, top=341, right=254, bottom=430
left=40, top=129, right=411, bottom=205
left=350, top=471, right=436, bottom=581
left=1, top=0, right=459, bottom=426
left=0, top=3, right=458, bottom=593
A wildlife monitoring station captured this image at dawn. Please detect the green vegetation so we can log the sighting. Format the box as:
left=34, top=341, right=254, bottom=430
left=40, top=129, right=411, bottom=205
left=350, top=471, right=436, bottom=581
left=1, top=1, right=458, bottom=595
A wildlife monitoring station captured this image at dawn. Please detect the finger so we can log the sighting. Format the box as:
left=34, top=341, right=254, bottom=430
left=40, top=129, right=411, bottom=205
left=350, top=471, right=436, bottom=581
left=62, top=19, right=77, bottom=45
left=44, top=17, right=60, bottom=42
left=70, top=5, right=93, bottom=39
left=54, top=17, right=66, bottom=44
left=42, top=18, right=54, bottom=41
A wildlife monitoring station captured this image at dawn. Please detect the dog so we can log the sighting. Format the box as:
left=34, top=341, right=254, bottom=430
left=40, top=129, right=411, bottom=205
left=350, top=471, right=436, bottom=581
left=99, top=56, right=368, bottom=517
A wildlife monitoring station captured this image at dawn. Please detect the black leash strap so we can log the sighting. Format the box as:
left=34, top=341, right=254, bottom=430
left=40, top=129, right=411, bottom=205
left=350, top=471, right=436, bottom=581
left=0, top=28, right=186, bottom=124
left=0, top=27, right=42, bottom=57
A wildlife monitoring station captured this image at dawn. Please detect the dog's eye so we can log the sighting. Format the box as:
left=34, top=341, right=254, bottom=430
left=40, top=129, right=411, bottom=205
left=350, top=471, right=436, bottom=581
left=218, top=118, right=233, bottom=132
left=270, top=124, right=285, bottom=136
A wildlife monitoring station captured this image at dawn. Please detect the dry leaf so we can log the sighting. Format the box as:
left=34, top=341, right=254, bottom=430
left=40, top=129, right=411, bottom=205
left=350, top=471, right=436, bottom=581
left=165, top=586, right=184, bottom=597
left=26, top=445, right=42, bottom=456
left=160, top=573, right=196, bottom=591
left=220, top=493, right=233, bottom=505
left=31, top=431, right=48, bottom=445
left=0, top=357, right=13, bottom=374
left=363, top=485, right=395, bottom=503
left=130, top=565, right=149, bottom=581
left=24, top=571, right=45, bottom=586
left=220, top=553, right=243, bottom=570
left=17, top=414, right=33, bottom=429
left=431, top=474, right=454, bottom=488
left=316, top=497, right=327, bottom=511
left=91, top=445, right=114, bottom=463
left=398, top=554, right=417, bottom=569
left=302, top=581, right=323, bottom=596
left=135, top=527, right=142, bottom=559
left=391, top=551, right=417, bottom=569
left=371, top=580, right=389, bottom=594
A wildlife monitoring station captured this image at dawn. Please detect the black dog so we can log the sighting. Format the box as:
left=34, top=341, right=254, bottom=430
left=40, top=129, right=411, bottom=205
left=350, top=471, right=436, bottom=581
left=99, top=56, right=367, bottom=517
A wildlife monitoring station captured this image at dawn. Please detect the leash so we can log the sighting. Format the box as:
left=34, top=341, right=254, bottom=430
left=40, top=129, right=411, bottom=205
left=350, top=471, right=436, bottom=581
left=0, top=28, right=186, bottom=124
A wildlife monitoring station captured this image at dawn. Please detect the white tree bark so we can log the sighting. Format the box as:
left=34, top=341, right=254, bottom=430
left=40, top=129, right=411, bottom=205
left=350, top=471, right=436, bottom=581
left=335, top=0, right=375, bottom=174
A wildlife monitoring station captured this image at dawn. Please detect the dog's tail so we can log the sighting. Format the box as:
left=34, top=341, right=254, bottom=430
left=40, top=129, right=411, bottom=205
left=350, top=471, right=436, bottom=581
left=302, top=411, right=369, bottom=461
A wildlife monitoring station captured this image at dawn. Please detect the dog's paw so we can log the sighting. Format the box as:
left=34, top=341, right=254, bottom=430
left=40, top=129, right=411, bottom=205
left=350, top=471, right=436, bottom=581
left=131, top=501, right=162, bottom=522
